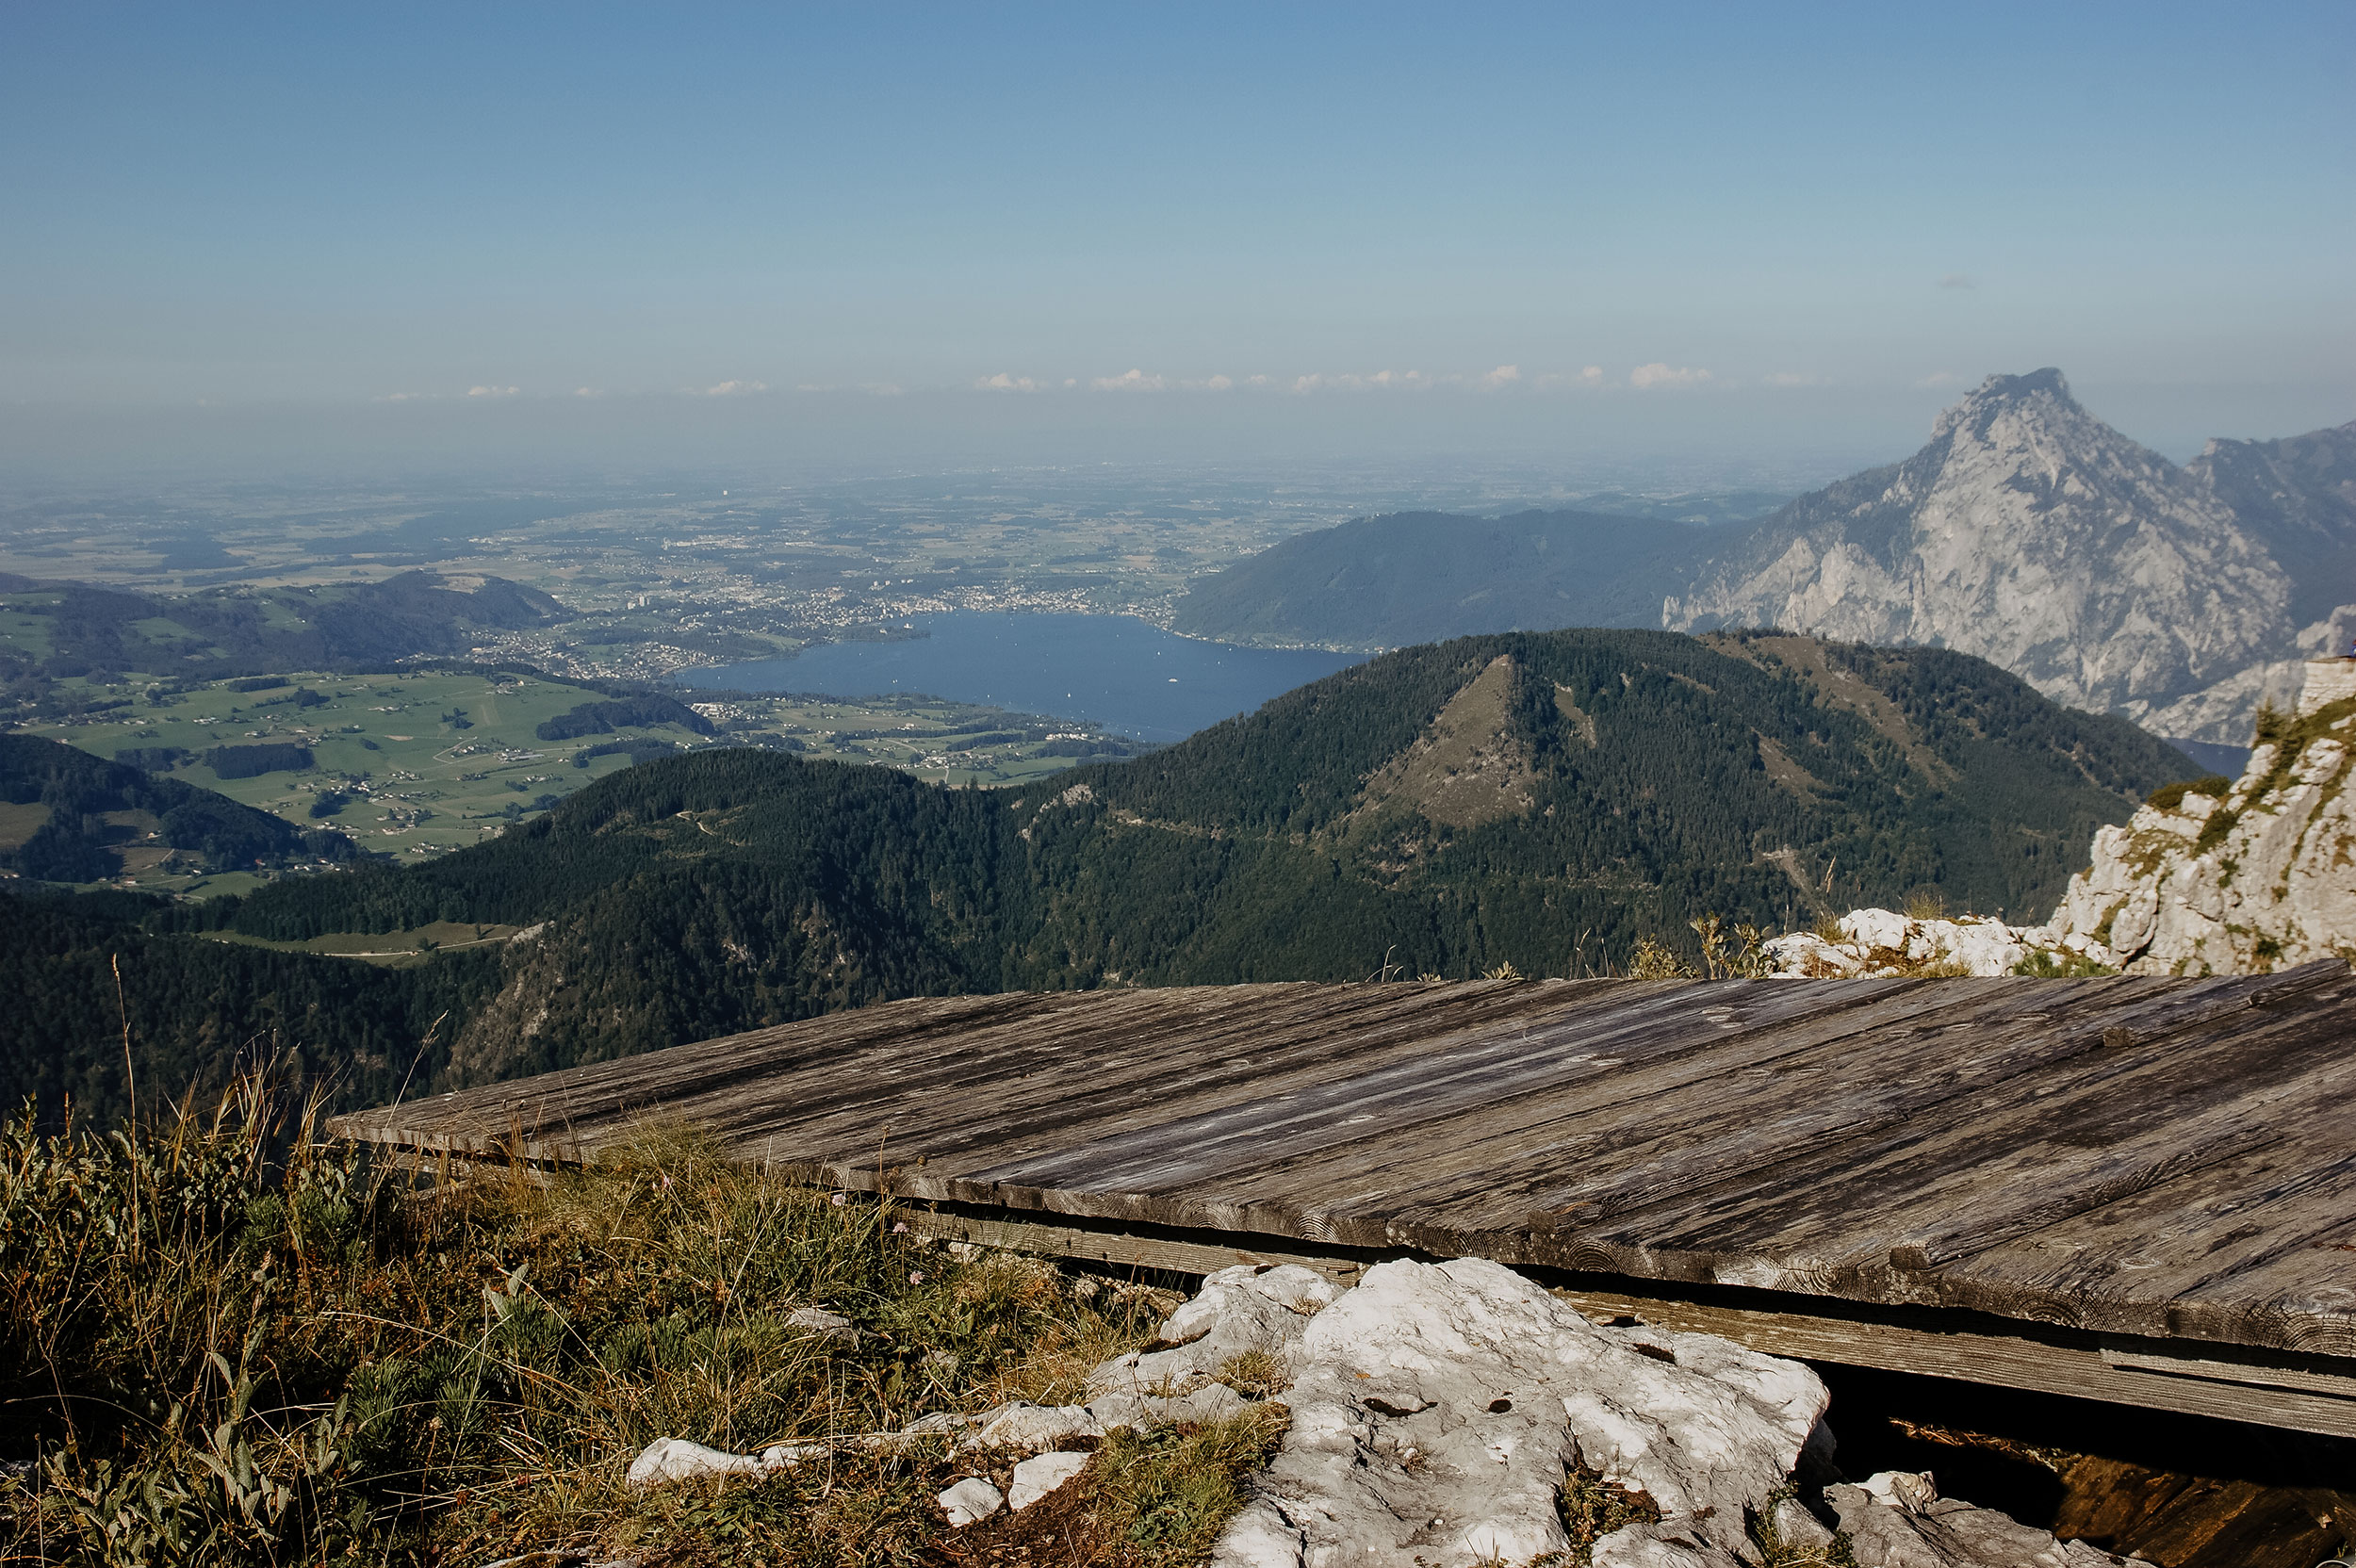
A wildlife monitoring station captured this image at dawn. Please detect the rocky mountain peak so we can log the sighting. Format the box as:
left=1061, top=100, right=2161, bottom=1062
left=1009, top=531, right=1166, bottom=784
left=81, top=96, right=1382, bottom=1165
left=1930, top=366, right=2075, bottom=438
left=1668, top=368, right=2293, bottom=729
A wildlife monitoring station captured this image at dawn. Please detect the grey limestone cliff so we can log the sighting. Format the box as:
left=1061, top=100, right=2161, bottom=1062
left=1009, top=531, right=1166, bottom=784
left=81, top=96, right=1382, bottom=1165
left=2046, top=659, right=2356, bottom=973
left=1665, top=369, right=2308, bottom=742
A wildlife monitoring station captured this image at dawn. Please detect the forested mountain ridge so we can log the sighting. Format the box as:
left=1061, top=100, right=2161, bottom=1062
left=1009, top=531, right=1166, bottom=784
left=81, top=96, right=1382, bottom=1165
left=2186, top=420, right=2356, bottom=630
left=0, top=569, right=568, bottom=686
left=0, top=733, right=356, bottom=882
left=1167, top=509, right=1699, bottom=649
left=51, top=627, right=2184, bottom=1100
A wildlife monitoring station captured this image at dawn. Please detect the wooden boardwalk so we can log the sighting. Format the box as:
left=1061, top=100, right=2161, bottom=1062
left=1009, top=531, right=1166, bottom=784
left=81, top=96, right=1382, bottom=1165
left=335, top=962, right=2356, bottom=1433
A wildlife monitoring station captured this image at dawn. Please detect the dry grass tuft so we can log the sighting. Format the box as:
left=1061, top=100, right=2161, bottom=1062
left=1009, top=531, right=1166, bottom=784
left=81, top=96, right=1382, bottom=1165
left=0, top=1080, right=1186, bottom=1566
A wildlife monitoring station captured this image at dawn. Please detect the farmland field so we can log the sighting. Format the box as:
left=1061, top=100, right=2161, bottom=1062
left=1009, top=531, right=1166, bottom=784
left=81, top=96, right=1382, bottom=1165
left=24, top=667, right=1142, bottom=893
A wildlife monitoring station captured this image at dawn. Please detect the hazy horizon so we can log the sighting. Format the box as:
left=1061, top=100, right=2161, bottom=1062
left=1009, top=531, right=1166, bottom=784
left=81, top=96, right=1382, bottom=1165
left=5, top=2, right=2348, bottom=482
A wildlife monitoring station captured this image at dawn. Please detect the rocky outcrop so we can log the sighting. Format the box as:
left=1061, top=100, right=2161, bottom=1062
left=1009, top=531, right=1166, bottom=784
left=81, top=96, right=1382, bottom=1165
left=1763, top=907, right=2110, bottom=978
left=631, top=1255, right=2156, bottom=1566
left=1827, top=1472, right=2145, bottom=1568
left=2046, top=664, right=2356, bottom=974
left=1211, top=1256, right=1830, bottom=1568
left=1666, top=370, right=2301, bottom=743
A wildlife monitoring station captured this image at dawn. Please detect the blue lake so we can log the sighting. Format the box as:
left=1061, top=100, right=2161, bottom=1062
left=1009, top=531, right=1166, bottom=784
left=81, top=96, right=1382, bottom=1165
left=685, top=612, right=1365, bottom=742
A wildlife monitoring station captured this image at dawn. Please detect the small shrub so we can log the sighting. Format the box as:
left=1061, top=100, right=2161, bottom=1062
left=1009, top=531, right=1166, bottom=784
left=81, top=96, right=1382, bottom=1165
left=1553, top=1462, right=1661, bottom=1562
left=2012, top=949, right=2114, bottom=977
left=1214, top=1348, right=1290, bottom=1399
left=1625, top=938, right=1696, bottom=980
left=2146, top=775, right=2232, bottom=812
left=1084, top=1405, right=1290, bottom=1568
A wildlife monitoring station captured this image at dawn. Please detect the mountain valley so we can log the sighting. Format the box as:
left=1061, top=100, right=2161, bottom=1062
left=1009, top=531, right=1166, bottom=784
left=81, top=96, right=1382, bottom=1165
left=2, top=627, right=2199, bottom=1121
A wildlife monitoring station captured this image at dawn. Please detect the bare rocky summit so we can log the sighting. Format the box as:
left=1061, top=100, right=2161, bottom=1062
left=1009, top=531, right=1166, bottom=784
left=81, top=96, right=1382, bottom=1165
left=1665, top=370, right=2345, bottom=744
left=2046, top=661, right=2356, bottom=973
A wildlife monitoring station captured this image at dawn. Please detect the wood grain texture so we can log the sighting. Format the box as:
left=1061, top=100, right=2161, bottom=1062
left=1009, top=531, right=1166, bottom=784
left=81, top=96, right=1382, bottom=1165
left=332, top=963, right=2356, bottom=1361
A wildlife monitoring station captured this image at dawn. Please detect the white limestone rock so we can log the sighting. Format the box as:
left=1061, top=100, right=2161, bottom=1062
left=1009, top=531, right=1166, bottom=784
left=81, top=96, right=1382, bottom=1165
left=1088, top=1381, right=1253, bottom=1432
left=969, top=1401, right=1104, bottom=1452
left=936, top=1477, right=1005, bottom=1527
left=784, top=1305, right=857, bottom=1343
left=1207, top=1256, right=1828, bottom=1568
left=1770, top=1495, right=1838, bottom=1555
left=2046, top=673, right=2356, bottom=974
left=1825, top=1474, right=2146, bottom=1567
left=624, top=1436, right=812, bottom=1488
left=896, top=1410, right=979, bottom=1438
left=1007, top=1450, right=1091, bottom=1511
left=1764, top=908, right=2059, bottom=977
left=1086, top=1262, right=1338, bottom=1404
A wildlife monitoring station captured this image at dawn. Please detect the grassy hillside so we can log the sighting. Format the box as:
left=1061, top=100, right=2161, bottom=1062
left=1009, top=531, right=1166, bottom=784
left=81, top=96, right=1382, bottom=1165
left=1168, top=509, right=1703, bottom=649
left=0, top=627, right=2186, bottom=1113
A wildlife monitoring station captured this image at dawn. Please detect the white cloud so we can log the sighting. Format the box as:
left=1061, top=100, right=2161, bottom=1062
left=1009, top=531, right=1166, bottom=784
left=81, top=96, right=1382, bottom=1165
left=1628, top=363, right=1712, bottom=389
left=1244, top=374, right=1270, bottom=388
left=1915, top=369, right=1962, bottom=388
left=573, top=386, right=601, bottom=399
left=466, top=384, right=519, bottom=398
left=704, top=379, right=768, bottom=396
left=862, top=382, right=904, bottom=397
left=380, top=391, right=426, bottom=401
left=1481, top=364, right=1521, bottom=389
left=1764, top=371, right=1821, bottom=388
left=1937, top=273, right=1977, bottom=290
left=1198, top=373, right=1234, bottom=391
left=1533, top=367, right=1605, bottom=390
left=1580, top=365, right=1604, bottom=385
left=1289, top=369, right=1432, bottom=393
left=976, top=372, right=1040, bottom=392
left=1092, top=368, right=1167, bottom=391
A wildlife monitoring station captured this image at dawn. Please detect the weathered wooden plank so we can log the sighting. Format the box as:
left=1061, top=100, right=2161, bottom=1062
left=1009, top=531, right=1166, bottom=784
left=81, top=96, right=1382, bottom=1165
left=328, top=969, right=2356, bottom=1366
left=1047, top=979, right=2088, bottom=1218
left=1544, top=1286, right=2356, bottom=1441
left=900, top=1203, right=2356, bottom=1439
left=962, top=974, right=2222, bottom=1261
left=898, top=1208, right=1371, bottom=1285
left=1903, top=1139, right=2356, bottom=1343
left=1436, top=976, right=2353, bottom=1265
left=957, top=978, right=1917, bottom=1196
left=712, top=979, right=1649, bottom=1173
left=1595, top=980, right=2356, bottom=1282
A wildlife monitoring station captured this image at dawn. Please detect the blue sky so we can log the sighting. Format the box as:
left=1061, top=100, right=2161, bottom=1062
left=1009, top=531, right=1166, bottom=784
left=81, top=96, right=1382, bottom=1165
left=4, top=2, right=2348, bottom=471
